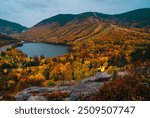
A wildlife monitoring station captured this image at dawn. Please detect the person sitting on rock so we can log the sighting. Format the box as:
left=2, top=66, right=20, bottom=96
left=97, top=66, right=105, bottom=72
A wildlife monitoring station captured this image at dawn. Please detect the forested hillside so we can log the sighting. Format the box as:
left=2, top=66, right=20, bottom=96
left=0, top=8, right=150, bottom=101
left=0, top=19, right=27, bottom=34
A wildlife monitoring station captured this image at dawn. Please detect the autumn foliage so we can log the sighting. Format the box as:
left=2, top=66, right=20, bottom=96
left=0, top=23, right=150, bottom=100
left=90, top=77, right=150, bottom=101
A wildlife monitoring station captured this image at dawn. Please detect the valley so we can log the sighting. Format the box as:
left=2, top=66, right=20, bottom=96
left=0, top=8, right=150, bottom=101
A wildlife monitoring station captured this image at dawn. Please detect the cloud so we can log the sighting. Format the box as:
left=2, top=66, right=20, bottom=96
left=0, top=0, right=150, bottom=27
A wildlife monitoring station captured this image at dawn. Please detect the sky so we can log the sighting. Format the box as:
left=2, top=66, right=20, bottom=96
left=0, top=0, right=150, bottom=27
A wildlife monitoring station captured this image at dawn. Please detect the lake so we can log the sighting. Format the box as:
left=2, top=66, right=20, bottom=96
left=17, top=42, right=68, bottom=57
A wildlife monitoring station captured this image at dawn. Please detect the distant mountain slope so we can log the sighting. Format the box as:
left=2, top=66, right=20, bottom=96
left=0, top=33, right=19, bottom=47
left=0, top=19, right=27, bottom=34
left=111, top=8, right=150, bottom=28
left=36, top=12, right=109, bottom=26
left=0, top=33, right=20, bottom=47
left=15, top=8, right=150, bottom=43
left=16, top=17, right=110, bottom=43
left=36, top=8, right=150, bottom=28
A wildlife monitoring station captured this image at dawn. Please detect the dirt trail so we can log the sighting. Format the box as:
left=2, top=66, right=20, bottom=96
left=111, top=24, right=149, bottom=35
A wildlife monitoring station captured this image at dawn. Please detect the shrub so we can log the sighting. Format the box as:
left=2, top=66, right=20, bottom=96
left=43, top=91, right=70, bottom=101
left=90, top=77, right=150, bottom=101
left=18, top=73, right=45, bottom=89
left=43, top=80, right=57, bottom=87
left=7, top=80, right=16, bottom=89
left=27, top=73, right=45, bottom=86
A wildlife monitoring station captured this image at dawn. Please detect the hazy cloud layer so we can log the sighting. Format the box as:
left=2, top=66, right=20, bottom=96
left=0, top=0, right=150, bottom=27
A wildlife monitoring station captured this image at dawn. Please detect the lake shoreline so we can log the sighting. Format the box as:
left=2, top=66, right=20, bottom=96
left=24, top=41, right=69, bottom=47
left=0, top=41, right=25, bottom=51
left=16, top=42, right=69, bottom=58
left=0, top=40, right=71, bottom=52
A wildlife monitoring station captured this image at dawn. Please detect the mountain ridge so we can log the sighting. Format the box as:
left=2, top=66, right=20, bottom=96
left=0, top=19, right=27, bottom=34
left=35, top=8, right=150, bottom=28
left=14, top=8, right=150, bottom=43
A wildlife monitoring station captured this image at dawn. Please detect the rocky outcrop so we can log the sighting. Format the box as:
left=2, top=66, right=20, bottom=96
left=82, top=72, right=112, bottom=83
left=15, top=86, right=74, bottom=101
left=69, top=82, right=104, bottom=101
left=28, top=96, right=48, bottom=101
left=0, top=96, right=3, bottom=101
left=15, top=72, right=112, bottom=101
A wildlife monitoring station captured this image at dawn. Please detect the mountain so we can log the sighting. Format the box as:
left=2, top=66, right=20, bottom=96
left=0, top=19, right=27, bottom=34
left=15, top=8, right=150, bottom=43
left=36, top=12, right=109, bottom=26
left=0, top=33, right=19, bottom=47
left=109, top=8, right=150, bottom=28
left=35, top=8, right=150, bottom=28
